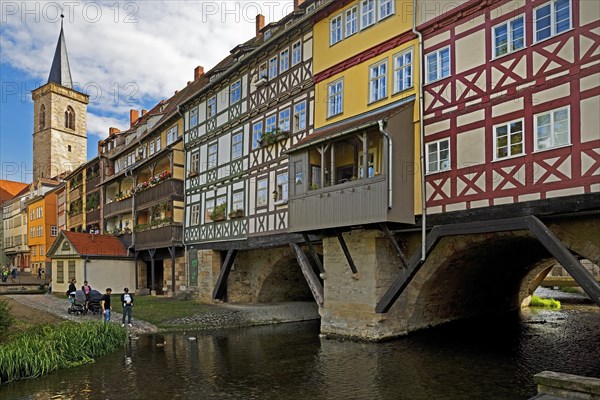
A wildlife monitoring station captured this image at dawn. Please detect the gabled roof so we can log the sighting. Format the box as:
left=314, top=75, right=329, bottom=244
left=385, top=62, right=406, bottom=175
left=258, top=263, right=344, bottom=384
left=48, top=231, right=131, bottom=258
left=47, top=22, right=73, bottom=89
left=0, top=180, right=28, bottom=204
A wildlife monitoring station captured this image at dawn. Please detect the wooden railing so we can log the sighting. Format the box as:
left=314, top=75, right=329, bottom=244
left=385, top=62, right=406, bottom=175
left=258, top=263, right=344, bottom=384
left=136, top=179, right=183, bottom=209
left=103, top=198, right=132, bottom=217
left=134, top=223, right=183, bottom=250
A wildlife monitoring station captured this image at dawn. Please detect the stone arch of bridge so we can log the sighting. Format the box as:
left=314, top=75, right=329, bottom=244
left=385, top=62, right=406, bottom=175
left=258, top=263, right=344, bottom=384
left=256, top=250, right=318, bottom=303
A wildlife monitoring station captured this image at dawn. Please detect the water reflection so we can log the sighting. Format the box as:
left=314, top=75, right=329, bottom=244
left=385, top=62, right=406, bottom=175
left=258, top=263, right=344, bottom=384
left=3, top=306, right=599, bottom=400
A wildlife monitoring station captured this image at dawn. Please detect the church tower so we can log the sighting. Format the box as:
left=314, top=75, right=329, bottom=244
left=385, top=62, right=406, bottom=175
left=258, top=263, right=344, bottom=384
left=32, top=18, right=89, bottom=180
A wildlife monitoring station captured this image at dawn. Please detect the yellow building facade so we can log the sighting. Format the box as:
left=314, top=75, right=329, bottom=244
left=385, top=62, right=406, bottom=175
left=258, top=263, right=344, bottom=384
left=27, top=189, right=59, bottom=274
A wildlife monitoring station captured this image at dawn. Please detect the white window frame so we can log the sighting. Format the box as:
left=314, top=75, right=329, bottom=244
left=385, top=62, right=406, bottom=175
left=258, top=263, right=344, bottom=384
left=259, top=63, right=268, bottom=79
left=230, top=81, right=241, bottom=104
left=294, top=101, right=307, bottom=132
left=426, top=46, right=451, bottom=84
left=269, top=56, right=278, bottom=79
left=292, top=41, right=302, bottom=66
left=205, top=198, right=215, bottom=221
left=330, top=14, right=343, bottom=45
left=369, top=60, right=388, bottom=103
left=189, top=108, right=198, bottom=127
left=232, top=191, right=244, bottom=212
left=207, top=142, right=218, bottom=170
left=280, top=49, right=290, bottom=73
left=493, top=119, right=525, bottom=160
left=393, top=48, right=413, bottom=93
left=493, top=15, right=525, bottom=58
left=231, top=132, right=243, bottom=160
left=50, top=226, right=58, bottom=236
left=345, top=6, right=358, bottom=38
left=279, top=109, right=291, bottom=132
left=207, top=96, right=217, bottom=118
left=166, top=125, right=178, bottom=145
left=190, top=151, right=200, bottom=173
left=275, top=172, right=289, bottom=203
left=191, top=204, right=200, bottom=226
left=150, top=141, right=155, bottom=155
left=156, top=137, right=161, bottom=151
left=266, top=115, right=277, bottom=133
left=534, top=0, right=572, bottom=43
left=252, top=122, right=263, bottom=150
left=328, top=79, right=344, bottom=118
left=534, top=106, right=571, bottom=152
left=360, top=0, right=376, bottom=30
left=257, top=179, right=268, bottom=207
left=426, top=138, right=451, bottom=174
left=378, top=0, right=395, bottom=21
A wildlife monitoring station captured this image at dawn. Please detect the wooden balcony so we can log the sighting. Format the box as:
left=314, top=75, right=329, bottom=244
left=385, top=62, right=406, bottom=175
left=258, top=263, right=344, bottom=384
left=86, top=208, right=100, bottom=224
left=136, top=179, right=183, bottom=209
left=134, top=223, right=183, bottom=250
left=86, top=175, right=101, bottom=191
left=69, top=213, right=83, bottom=227
left=69, top=186, right=82, bottom=201
left=103, top=197, right=132, bottom=217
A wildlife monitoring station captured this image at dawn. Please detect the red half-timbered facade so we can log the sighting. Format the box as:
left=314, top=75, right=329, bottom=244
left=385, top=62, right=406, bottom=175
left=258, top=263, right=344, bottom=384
left=420, top=0, right=599, bottom=214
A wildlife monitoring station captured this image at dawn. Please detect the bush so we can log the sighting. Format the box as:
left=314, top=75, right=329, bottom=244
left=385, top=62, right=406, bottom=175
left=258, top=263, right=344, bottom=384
left=0, top=321, right=127, bottom=384
left=0, top=299, right=14, bottom=334
left=530, top=295, right=561, bottom=309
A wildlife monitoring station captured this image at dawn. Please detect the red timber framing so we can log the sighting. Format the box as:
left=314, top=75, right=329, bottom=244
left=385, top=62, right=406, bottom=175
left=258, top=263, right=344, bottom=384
left=421, top=0, right=600, bottom=213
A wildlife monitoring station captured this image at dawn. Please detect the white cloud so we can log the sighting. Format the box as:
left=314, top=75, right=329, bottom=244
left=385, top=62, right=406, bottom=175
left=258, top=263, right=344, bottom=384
left=1, top=0, right=295, bottom=121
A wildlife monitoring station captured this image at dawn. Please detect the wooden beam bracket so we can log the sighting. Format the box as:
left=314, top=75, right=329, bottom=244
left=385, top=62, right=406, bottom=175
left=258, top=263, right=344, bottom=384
left=379, top=223, right=409, bottom=268
left=212, top=249, right=238, bottom=300
left=336, top=232, right=358, bottom=274
left=290, top=243, right=324, bottom=306
left=302, top=233, right=324, bottom=273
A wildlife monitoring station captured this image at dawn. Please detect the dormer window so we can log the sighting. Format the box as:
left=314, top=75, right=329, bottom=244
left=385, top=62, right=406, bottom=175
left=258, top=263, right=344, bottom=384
left=64, top=106, right=75, bottom=130
left=264, top=29, right=272, bottom=40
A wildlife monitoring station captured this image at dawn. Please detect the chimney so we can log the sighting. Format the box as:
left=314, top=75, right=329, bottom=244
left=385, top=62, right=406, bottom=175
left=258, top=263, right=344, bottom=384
left=109, top=127, right=120, bottom=136
left=141, top=109, right=147, bottom=116
left=129, top=109, right=139, bottom=127
left=256, top=14, right=265, bottom=37
left=194, top=66, right=204, bottom=81
left=294, top=0, right=304, bottom=11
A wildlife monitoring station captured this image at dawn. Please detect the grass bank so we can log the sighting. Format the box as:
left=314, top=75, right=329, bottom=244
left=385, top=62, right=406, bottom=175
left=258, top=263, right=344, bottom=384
left=0, top=322, right=127, bottom=384
left=530, top=295, right=561, bottom=309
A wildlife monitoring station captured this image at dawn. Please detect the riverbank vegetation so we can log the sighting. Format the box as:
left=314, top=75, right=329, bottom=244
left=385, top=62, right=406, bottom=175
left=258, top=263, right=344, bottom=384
left=0, top=322, right=127, bottom=384
left=530, top=295, right=561, bottom=309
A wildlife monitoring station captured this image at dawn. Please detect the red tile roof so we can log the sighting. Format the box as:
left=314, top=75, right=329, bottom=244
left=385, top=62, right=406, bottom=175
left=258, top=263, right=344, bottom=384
left=0, top=180, right=29, bottom=204
left=62, top=231, right=130, bottom=257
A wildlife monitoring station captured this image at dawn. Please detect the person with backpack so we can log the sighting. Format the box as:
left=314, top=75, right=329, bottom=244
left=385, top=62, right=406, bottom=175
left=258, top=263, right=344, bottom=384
left=120, top=287, right=134, bottom=327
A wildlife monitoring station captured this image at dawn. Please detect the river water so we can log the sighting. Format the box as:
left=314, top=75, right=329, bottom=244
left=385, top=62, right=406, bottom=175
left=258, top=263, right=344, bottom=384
left=3, top=305, right=599, bottom=400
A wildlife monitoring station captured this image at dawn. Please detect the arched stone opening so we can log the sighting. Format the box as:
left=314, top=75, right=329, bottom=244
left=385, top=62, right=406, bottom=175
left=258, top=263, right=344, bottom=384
left=257, top=253, right=316, bottom=303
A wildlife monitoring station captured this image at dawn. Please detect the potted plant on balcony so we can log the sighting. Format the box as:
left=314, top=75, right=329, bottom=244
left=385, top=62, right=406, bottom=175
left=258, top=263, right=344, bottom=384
left=209, top=203, right=227, bottom=222
left=228, top=209, right=244, bottom=219
left=259, top=128, right=289, bottom=147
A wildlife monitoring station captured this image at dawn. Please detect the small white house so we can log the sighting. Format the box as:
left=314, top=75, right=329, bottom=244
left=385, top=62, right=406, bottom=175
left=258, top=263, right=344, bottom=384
left=48, top=231, right=136, bottom=295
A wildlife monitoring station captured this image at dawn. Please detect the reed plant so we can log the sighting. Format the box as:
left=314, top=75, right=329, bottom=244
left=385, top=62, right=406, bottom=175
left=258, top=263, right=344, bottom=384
left=0, top=321, right=126, bottom=384
left=0, top=299, right=14, bottom=334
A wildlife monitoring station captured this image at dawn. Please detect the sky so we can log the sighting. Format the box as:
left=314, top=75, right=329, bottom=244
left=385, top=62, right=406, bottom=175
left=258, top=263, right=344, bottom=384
left=0, top=0, right=297, bottom=183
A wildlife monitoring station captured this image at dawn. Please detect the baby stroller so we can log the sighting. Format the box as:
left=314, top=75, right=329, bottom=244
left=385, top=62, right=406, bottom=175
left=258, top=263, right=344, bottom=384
left=87, top=289, right=103, bottom=315
left=68, top=290, right=87, bottom=315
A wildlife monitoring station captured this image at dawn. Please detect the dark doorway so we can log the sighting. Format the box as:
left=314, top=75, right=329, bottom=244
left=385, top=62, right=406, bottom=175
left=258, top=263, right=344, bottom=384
left=146, top=259, right=165, bottom=294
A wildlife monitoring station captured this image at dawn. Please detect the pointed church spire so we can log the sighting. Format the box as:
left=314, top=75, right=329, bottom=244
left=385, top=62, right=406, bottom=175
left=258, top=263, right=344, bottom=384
left=47, top=14, right=73, bottom=89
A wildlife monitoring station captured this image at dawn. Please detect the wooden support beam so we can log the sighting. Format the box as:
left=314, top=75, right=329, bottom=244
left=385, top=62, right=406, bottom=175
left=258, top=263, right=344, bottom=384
left=376, top=216, right=600, bottom=313
left=168, top=246, right=176, bottom=294
left=302, top=233, right=324, bottom=273
left=212, top=249, right=238, bottom=300
left=527, top=216, right=600, bottom=306
left=336, top=232, right=358, bottom=274
left=380, top=223, right=409, bottom=268
left=290, top=243, right=324, bottom=306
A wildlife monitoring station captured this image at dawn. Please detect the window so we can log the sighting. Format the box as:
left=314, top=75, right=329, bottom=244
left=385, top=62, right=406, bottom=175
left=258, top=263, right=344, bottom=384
left=39, top=104, right=45, bottom=130
left=259, top=63, right=268, bottom=79
left=205, top=198, right=215, bottom=221
left=150, top=141, right=155, bottom=155
left=30, top=210, right=34, bottom=221
left=190, top=204, right=200, bottom=225
left=266, top=115, right=277, bottom=133
left=292, top=41, right=302, bottom=66
left=535, top=107, right=570, bottom=151
left=30, top=227, right=34, bottom=238
left=330, top=14, right=343, bottom=45
left=37, top=226, right=43, bottom=237
left=32, top=246, right=36, bottom=256
left=426, top=47, right=451, bottom=83
left=51, top=226, right=58, bottom=236
left=294, top=101, right=307, bottom=131
left=328, top=79, right=344, bottom=117
left=276, top=172, right=289, bottom=202
left=57, top=261, right=64, bottom=283
left=369, top=61, right=388, bottom=103
left=231, top=132, right=243, bottom=160
left=189, top=108, right=198, bottom=127
left=361, top=0, right=376, bottom=29
left=493, top=16, right=525, bottom=57
left=68, top=260, right=76, bottom=282
left=280, top=49, right=290, bottom=73
left=279, top=109, right=290, bottom=132
left=37, top=206, right=42, bottom=218
left=264, top=29, right=272, bottom=40
left=156, top=137, right=161, bottom=151
left=379, top=0, right=395, bottom=20
left=426, top=138, right=450, bottom=173
left=232, top=191, right=244, bottom=212
left=345, top=7, right=358, bottom=37
left=252, top=122, right=263, bottom=150
left=535, top=0, right=571, bottom=42
left=166, top=125, right=179, bottom=145
left=269, top=57, right=278, bottom=79
left=40, top=245, right=44, bottom=256
left=64, top=106, right=75, bottom=129
left=494, top=120, right=524, bottom=160
left=207, top=143, right=218, bottom=169
left=207, top=96, right=217, bottom=118
left=257, top=179, right=268, bottom=206
left=394, top=48, right=413, bottom=93
left=190, top=151, right=199, bottom=173
left=230, top=81, right=241, bottom=104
